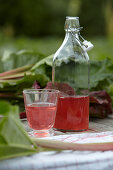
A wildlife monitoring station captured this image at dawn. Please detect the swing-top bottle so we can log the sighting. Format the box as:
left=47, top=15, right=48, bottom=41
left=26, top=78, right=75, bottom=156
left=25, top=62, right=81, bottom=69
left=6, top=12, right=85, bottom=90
left=52, top=16, right=90, bottom=132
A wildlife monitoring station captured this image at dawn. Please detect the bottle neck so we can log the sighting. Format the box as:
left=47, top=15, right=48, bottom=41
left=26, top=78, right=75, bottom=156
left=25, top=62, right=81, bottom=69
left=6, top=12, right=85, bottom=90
left=64, top=30, right=80, bottom=42
left=65, top=16, right=80, bottom=31
left=64, top=16, right=80, bottom=44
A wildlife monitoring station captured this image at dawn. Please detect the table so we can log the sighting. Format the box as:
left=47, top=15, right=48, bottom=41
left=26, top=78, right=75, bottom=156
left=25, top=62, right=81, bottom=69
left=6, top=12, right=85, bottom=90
left=89, top=115, right=113, bottom=132
left=0, top=116, right=113, bottom=170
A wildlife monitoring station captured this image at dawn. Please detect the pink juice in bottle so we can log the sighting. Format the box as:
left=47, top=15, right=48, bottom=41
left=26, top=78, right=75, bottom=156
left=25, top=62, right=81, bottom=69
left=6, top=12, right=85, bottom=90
left=54, top=95, right=89, bottom=131
left=25, top=102, right=57, bottom=130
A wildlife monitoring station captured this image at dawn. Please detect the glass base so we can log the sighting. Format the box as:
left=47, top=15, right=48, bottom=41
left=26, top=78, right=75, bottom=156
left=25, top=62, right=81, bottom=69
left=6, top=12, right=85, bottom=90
left=28, top=129, right=54, bottom=138
left=53, top=128, right=88, bottom=133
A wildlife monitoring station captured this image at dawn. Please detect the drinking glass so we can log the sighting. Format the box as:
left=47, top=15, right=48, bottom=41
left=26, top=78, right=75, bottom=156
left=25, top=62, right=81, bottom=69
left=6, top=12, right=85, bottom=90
left=23, top=89, right=59, bottom=137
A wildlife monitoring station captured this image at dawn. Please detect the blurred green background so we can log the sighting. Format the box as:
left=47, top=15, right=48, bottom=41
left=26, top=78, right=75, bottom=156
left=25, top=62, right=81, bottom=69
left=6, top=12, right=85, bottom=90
left=0, top=0, right=113, bottom=111
left=0, top=0, right=113, bottom=60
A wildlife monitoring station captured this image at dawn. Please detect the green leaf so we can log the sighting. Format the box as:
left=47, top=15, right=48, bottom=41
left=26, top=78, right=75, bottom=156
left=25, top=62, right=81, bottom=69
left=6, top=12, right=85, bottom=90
left=0, top=50, right=45, bottom=73
left=90, top=59, right=113, bottom=89
left=0, top=101, right=10, bottom=115
left=0, top=145, right=36, bottom=160
left=0, top=53, right=53, bottom=94
left=0, top=74, right=49, bottom=93
left=31, top=54, right=53, bottom=71
left=0, top=135, right=7, bottom=144
left=0, top=116, right=33, bottom=146
left=0, top=115, right=37, bottom=160
left=0, top=101, right=19, bottom=118
left=0, top=64, right=33, bottom=78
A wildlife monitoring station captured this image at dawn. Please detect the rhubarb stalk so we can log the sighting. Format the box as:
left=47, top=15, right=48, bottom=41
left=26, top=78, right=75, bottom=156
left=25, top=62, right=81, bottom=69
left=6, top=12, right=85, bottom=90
left=33, top=138, right=113, bottom=151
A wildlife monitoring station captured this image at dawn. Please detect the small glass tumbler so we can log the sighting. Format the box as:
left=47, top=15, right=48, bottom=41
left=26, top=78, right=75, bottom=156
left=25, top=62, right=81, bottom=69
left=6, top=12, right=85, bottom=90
left=23, top=89, right=59, bottom=137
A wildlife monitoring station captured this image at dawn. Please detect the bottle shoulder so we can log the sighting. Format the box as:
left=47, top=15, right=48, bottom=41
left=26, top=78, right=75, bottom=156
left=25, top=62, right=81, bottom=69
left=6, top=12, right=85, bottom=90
left=53, top=33, right=89, bottom=64
left=53, top=43, right=89, bottom=63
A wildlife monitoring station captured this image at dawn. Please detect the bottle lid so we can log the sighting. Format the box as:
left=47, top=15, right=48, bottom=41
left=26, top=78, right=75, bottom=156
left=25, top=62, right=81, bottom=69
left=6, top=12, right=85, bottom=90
left=64, top=16, right=80, bottom=31
left=64, top=16, right=94, bottom=51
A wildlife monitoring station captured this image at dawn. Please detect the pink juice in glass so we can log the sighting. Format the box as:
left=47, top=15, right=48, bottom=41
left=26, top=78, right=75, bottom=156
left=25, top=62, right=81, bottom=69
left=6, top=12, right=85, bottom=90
left=54, top=95, right=89, bottom=131
left=25, top=102, right=57, bottom=130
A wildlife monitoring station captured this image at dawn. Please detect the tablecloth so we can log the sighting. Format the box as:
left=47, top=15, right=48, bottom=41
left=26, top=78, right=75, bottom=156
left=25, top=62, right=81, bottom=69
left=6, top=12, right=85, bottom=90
left=1, top=131, right=113, bottom=170
left=1, top=150, right=113, bottom=170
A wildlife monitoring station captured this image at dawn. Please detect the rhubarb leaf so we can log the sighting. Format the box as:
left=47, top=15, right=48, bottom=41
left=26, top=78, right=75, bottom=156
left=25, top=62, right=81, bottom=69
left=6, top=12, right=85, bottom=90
left=0, top=50, right=45, bottom=73
left=0, top=145, right=36, bottom=160
left=0, top=74, right=49, bottom=93
left=0, top=101, right=19, bottom=118
left=0, top=115, right=37, bottom=160
left=90, top=59, right=113, bottom=89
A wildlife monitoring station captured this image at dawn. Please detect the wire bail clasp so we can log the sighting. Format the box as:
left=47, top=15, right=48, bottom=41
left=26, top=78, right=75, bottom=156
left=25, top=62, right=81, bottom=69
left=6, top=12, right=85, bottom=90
left=69, top=26, right=94, bottom=52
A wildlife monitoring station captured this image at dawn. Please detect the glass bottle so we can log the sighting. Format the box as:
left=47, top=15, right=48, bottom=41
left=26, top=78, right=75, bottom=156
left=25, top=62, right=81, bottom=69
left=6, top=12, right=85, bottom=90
left=52, top=16, right=90, bottom=132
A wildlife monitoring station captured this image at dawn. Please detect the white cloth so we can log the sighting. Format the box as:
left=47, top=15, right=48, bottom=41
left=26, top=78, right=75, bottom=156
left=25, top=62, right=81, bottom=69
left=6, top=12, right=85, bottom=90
left=1, top=131, right=113, bottom=170
left=1, top=150, right=113, bottom=170
left=44, top=131, right=113, bottom=144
